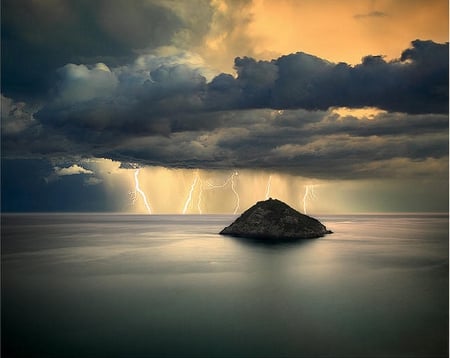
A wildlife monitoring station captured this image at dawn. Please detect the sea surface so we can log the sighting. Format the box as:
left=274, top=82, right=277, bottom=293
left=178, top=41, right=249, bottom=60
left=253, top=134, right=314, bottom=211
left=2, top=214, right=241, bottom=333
left=1, top=213, right=448, bottom=358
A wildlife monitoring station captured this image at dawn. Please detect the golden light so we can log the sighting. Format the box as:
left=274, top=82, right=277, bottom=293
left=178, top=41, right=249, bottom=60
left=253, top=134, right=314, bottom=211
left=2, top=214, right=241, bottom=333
left=200, top=0, right=448, bottom=74
left=331, top=107, right=387, bottom=120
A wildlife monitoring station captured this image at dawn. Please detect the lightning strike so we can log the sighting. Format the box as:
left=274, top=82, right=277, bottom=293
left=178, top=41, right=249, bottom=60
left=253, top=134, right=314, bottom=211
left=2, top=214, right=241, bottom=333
left=205, top=171, right=240, bottom=214
left=230, top=171, right=240, bottom=214
left=182, top=172, right=200, bottom=214
left=265, top=175, right=272, bottom=199
left=302, top=184, right=317, bottom=214
left=134, top=169, right=152, bottom=214
left=197, top=179, right=203, bottom=214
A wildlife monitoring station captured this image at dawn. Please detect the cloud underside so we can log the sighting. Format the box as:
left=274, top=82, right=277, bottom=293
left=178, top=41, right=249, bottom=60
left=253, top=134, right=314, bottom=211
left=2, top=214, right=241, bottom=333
left=1, top=39, right=448, bottom=181
left=3, top=100, right=448, bottom=180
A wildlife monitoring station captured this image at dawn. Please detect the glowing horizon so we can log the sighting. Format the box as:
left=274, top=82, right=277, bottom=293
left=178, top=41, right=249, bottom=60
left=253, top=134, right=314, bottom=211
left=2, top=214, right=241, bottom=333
left=68, top=158, right=446, bottom=215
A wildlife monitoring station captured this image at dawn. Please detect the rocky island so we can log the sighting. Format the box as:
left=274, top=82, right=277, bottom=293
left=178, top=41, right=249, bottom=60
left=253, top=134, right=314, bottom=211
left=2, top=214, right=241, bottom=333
left=220, top=198, right=332, bottom=240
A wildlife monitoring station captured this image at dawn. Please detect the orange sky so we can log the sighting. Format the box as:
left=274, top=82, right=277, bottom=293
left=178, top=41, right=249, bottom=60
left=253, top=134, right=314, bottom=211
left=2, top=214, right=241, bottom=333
left=201, top=0, right=449, bottom=73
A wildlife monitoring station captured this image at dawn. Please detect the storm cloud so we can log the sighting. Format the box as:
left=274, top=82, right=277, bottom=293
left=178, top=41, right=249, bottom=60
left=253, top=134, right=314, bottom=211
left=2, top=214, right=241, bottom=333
left=1, top=0, right=448, bottom=188
left=231, top=40, right=448, bottom=113
left=1, top=0, right=214, bottom=100
left=36, top=40, right=448, bottom=137
left=1, top=38, right=448, bottom=181
left=1, top=0, right=448, bottom=213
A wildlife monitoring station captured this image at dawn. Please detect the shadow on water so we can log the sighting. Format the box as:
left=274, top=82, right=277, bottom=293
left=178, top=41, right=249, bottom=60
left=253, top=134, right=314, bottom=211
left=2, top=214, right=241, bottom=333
left=223, top=233, right=320, bottom=249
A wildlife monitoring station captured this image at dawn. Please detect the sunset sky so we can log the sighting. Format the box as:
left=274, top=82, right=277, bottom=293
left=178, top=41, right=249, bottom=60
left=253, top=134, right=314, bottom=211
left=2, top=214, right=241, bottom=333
left=1, top=0, right=448, bottom=213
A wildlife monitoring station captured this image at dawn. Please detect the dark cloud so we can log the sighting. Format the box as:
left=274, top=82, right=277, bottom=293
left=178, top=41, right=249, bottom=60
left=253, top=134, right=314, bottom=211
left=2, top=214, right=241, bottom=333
left=239, top=40, right=447, bottom=113
left=100, top=106, right=448, bottom=179
left=206, top=40, right=448, bottom=114
left=35, top=40, right=449, bottom=140
left=18, top=106, right=448, bottom=180
left=1, top=40, right=448, bottom=182
left=36, top=60, right=208, bottom=142
left=5, top=0, right=446, bottom=113
left=1, top=0, right=212, bottom=100
left=233, top=57, right=279, bottom=108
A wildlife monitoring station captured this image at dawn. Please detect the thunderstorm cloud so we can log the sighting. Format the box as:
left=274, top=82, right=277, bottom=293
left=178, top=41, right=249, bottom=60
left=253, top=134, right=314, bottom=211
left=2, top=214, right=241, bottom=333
left=1, top=0, right=448, bottom=212
left=2, top=40, right=447, bottom=179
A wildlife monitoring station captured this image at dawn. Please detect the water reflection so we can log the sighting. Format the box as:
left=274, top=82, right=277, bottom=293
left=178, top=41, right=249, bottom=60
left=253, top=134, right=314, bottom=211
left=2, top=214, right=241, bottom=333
left=226, top=233, right=319, bottom=248
left=2, top=213, right=448, bottom=358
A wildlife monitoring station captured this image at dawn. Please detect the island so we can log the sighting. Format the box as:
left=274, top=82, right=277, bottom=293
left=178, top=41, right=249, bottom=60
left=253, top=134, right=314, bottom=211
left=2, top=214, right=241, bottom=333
left=219, top=198, right=332, bottom=240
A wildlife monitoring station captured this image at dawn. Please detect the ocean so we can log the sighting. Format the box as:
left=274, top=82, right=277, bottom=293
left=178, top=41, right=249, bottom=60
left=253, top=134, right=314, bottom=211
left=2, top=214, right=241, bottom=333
left=1, top=213, right=448, bottom=358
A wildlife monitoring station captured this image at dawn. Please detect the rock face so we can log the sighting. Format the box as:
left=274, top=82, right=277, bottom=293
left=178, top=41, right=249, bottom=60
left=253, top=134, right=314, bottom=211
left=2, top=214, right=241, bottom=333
left=220, top=198, right=332, bottom=240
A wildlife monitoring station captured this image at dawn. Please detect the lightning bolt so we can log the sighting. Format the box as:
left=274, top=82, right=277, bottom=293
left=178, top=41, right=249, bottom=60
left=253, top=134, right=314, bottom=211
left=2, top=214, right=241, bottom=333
left=134, top=169, right=152, bottom=214
left=182, top=172, right=200, bottom=214
left=265, top=175, right=272, bottom=199
left=230, top=172, right=240, bottom=214
left=197, top=179, right=203, bottom=214
left=182, top=170, right=240, bottom=214
left=302, top=184, right=317, bottom=215
left=205, top=171, right=240, bottom=214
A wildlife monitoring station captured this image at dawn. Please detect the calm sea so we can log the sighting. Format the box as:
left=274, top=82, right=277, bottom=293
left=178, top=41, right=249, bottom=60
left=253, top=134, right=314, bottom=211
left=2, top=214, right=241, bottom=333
left=1, top=213, right=448, bottom=358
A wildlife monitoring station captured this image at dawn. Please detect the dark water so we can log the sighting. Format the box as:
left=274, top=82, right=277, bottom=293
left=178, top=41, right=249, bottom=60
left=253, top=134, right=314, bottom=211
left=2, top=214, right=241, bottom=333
left=2, top=213, right=448, bottom=358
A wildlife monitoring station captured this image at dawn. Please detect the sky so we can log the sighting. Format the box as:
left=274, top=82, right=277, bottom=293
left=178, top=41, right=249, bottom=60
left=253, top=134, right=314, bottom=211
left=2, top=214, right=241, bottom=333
left=1, top=0, right=448, bottom=214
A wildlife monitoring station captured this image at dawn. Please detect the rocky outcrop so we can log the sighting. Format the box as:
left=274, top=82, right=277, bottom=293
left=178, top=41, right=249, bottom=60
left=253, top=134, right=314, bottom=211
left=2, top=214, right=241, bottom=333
left=220, top=198, right=332, bottom=240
